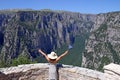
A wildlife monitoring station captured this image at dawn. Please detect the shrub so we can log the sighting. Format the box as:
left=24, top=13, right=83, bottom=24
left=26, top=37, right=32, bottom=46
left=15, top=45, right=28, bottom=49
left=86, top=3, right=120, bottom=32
left=11, top=54, right=36, bottom=66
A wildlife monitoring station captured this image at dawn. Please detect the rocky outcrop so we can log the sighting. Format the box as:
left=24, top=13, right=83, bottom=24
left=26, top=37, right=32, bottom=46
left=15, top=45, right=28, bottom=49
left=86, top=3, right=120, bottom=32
left=0, top=63, right=49, bottom=80
left=0, top=63, right=120, bottom=80
left=104, top=63, right=120, bottom=80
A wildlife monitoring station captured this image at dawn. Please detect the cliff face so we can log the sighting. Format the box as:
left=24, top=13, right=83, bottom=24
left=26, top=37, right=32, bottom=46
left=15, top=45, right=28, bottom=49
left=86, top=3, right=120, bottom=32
left=0, top=10, right=96, bottom=66
left=0, top=10, right=120, bottom=70
left=82, top=12, right=120, bottom=70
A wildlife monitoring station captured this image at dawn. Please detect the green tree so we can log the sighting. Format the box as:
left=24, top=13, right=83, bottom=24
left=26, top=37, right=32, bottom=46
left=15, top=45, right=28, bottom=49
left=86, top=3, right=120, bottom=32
left=0, top=60, right=6, bottom=68
left=11, top=54, right=36, bottom=66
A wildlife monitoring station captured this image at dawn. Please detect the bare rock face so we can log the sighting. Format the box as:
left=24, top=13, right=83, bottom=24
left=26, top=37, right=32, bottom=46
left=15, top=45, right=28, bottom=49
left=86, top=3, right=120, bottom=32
left=0, top=63, right=120, bottom=80
left=82, top=12, right=120, bottom=70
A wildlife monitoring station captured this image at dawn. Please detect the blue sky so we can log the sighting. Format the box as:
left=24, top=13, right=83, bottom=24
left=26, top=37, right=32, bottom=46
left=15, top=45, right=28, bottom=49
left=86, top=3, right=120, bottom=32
left=0, top=0, right=120, bottom=14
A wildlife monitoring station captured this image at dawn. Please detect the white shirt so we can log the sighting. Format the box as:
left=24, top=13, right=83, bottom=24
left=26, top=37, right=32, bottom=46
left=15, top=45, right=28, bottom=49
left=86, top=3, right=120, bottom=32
left=49, top=63, right=57, bottom=80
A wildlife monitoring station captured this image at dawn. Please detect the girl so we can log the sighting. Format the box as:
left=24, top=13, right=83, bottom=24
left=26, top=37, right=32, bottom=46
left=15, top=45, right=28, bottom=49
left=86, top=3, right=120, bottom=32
left=38, top=49, right=68, bottom=80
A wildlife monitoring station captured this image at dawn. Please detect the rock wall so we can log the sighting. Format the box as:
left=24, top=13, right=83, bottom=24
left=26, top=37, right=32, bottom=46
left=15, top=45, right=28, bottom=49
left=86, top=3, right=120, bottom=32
left=0, top=63, right=120, bottom=80
left=82, top=12, right=120, bottom=70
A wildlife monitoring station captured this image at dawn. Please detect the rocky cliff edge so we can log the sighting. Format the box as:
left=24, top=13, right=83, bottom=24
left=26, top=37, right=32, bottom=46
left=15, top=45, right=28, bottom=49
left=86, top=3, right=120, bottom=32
left=0, top=63, right=120, bottom=80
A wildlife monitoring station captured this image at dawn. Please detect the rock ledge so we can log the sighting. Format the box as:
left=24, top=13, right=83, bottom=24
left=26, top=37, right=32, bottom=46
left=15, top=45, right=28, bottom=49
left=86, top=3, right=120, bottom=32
left=0, top=63, right=120, bottom=80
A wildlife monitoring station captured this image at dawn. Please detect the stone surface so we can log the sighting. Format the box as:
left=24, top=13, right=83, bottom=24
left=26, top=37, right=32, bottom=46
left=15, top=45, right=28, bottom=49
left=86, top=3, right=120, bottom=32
left=104, top=63, right=120, bottom=80
left=0, top=63, right=49, bottom=80
left=59, top=67, right=104, bottom=80
left=0, top=63, right=120, bottom=80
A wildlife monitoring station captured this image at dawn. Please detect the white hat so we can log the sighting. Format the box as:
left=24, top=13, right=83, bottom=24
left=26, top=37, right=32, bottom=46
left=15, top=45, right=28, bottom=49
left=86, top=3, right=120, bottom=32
left=47, top=52, right=58, bottom=59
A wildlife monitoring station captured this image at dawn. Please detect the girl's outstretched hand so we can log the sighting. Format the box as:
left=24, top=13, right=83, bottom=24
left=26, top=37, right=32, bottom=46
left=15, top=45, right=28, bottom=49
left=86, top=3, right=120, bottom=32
left=68, top=45, right=73, bottom=50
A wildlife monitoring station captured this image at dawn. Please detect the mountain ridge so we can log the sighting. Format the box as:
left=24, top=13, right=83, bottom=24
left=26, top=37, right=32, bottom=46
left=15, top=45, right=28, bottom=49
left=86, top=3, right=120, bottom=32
left=0, top=10, right=120, bottom=70
left=0, top=10, right=95, bottom=67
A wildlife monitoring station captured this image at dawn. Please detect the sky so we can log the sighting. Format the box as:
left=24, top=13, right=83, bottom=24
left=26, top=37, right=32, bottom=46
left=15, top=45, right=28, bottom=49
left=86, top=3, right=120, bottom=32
left=0, top=0, right=120, bottom=14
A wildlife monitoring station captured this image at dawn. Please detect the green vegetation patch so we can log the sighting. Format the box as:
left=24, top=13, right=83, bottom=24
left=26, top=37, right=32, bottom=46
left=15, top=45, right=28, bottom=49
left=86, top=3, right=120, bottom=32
left=11, top=54, right=36, bottom=66
left=107, top=42, right=120, bottom=64
left=94, top=24, right=107, bottom=40
left=55, top=34, right=88, bottom=66
left=98, top=56, right=111, bottom=71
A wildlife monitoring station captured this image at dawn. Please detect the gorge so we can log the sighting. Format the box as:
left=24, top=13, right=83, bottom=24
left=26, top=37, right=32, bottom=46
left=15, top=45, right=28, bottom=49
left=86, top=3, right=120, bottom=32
left=0, top=10, right=120, bottom=71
